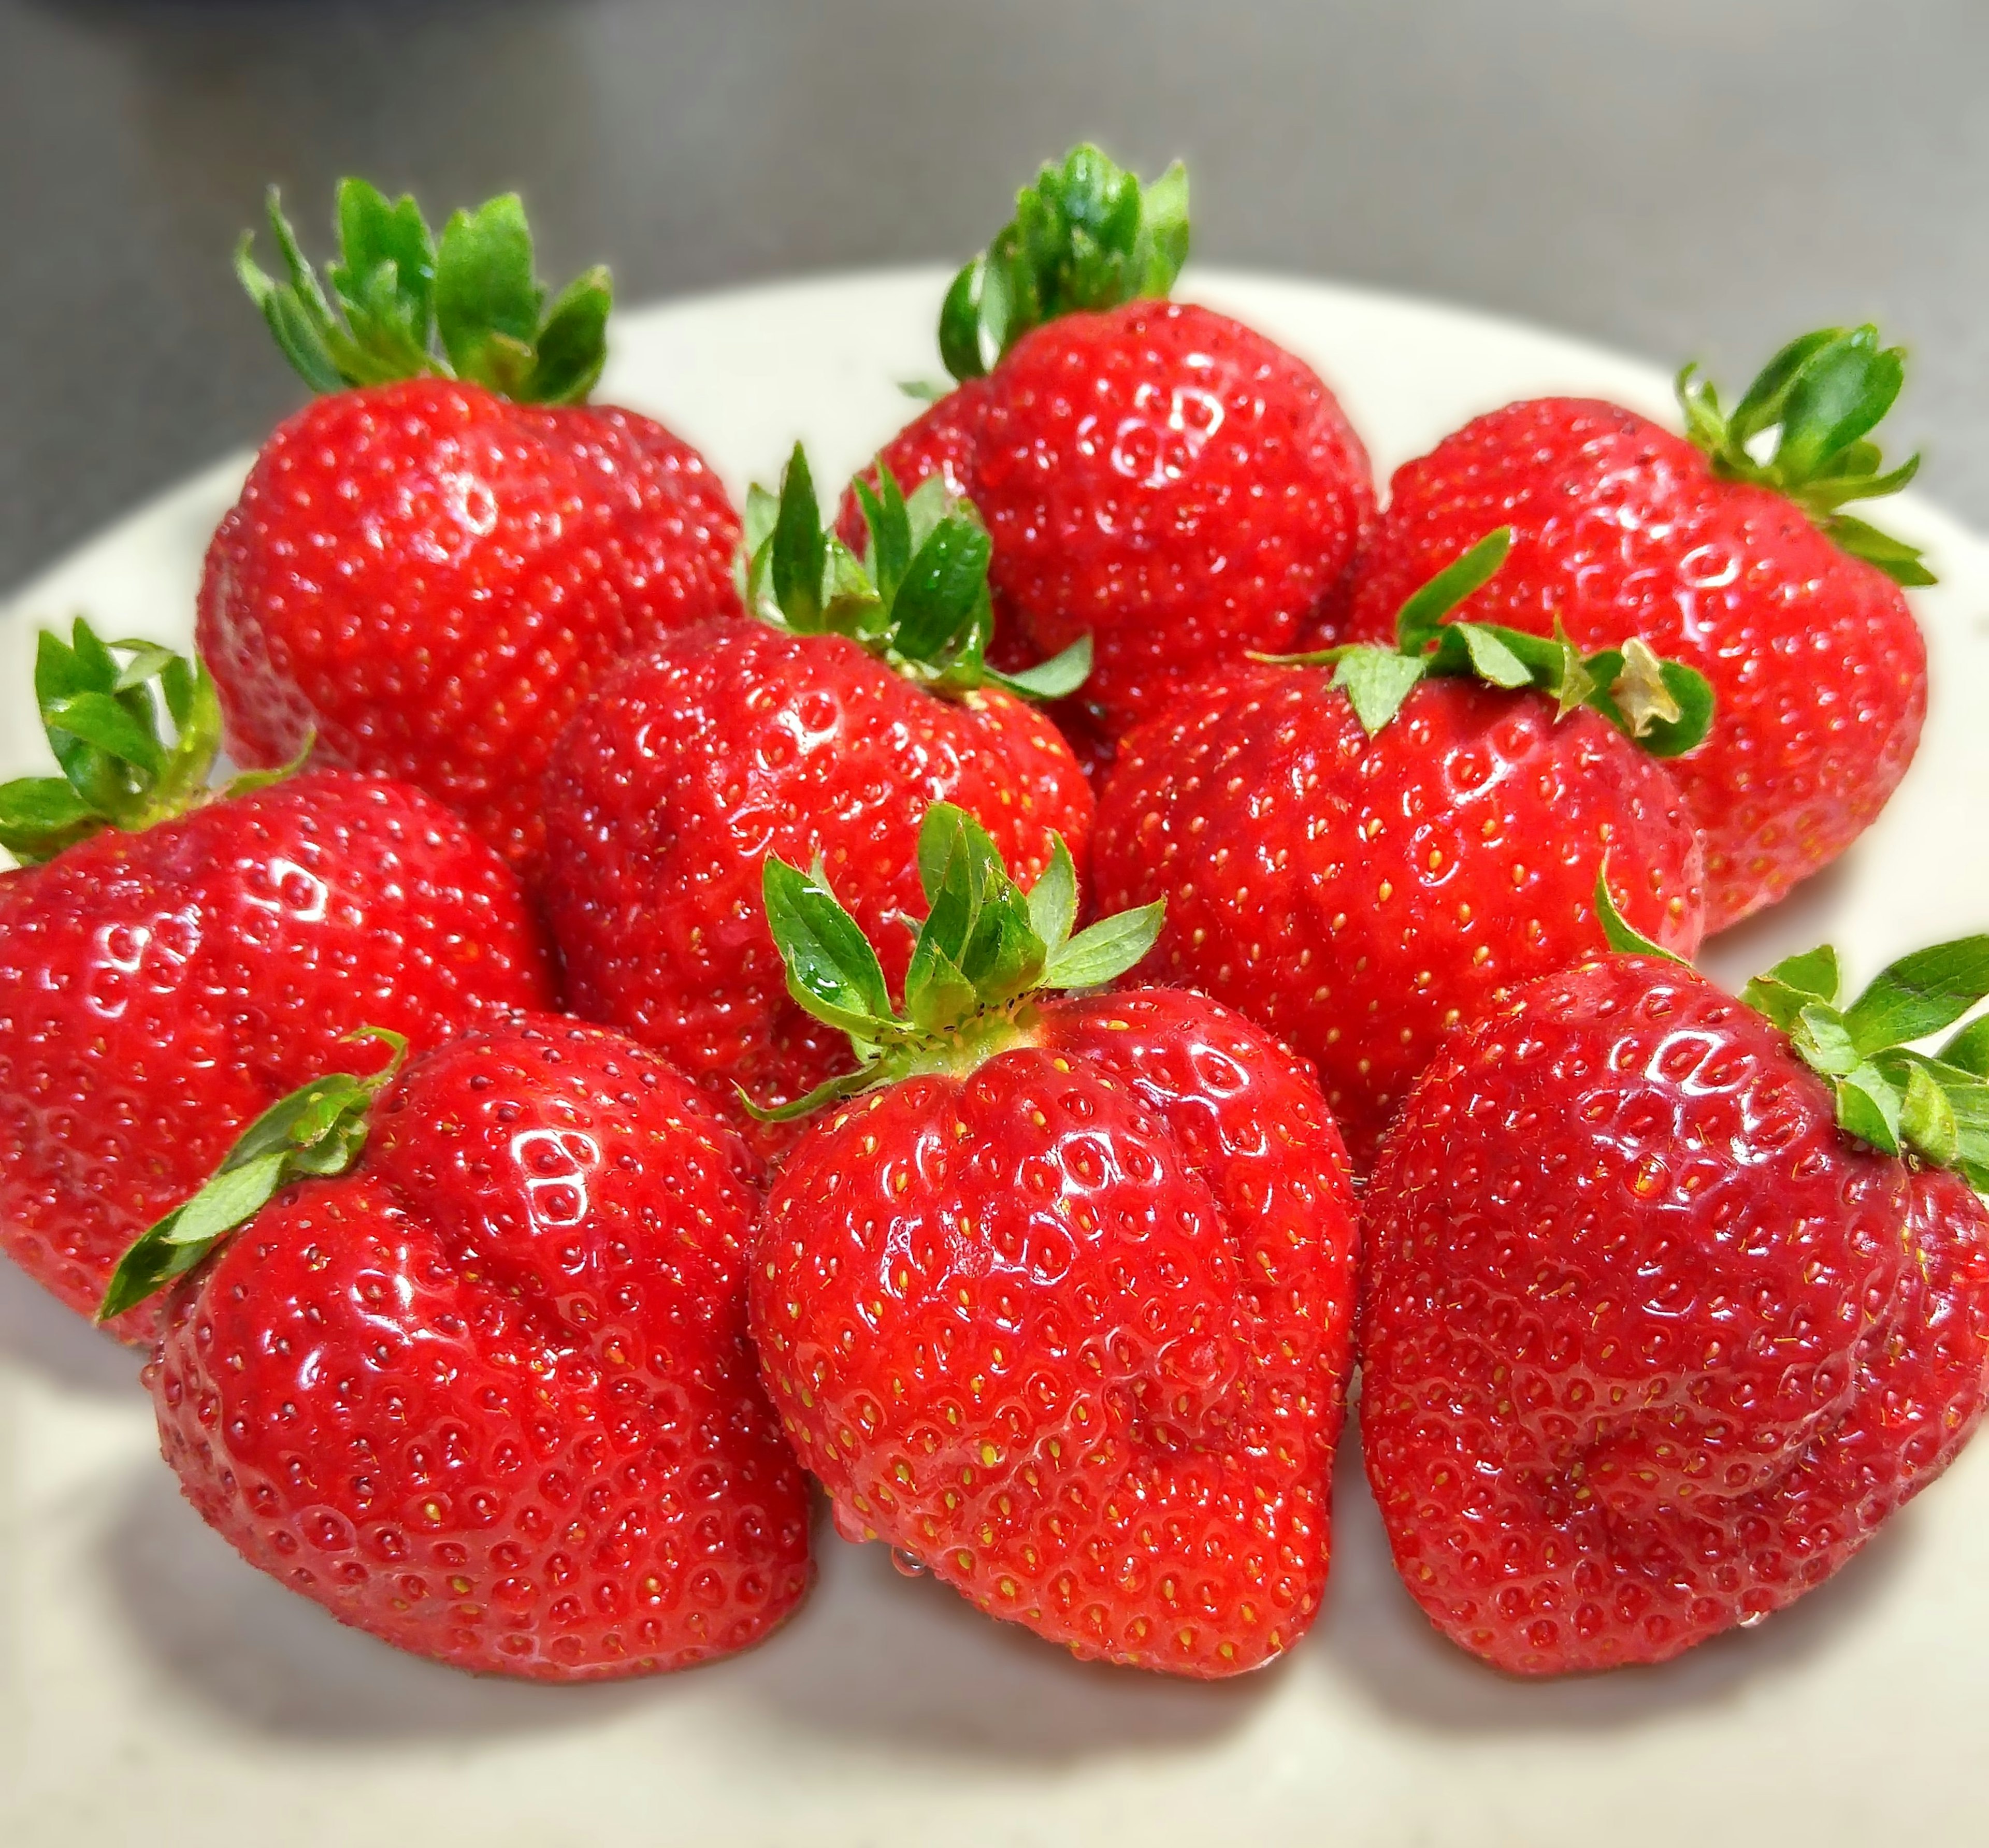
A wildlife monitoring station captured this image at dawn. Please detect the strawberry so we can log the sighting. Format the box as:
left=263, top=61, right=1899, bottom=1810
left=0, top=624, right=555, bottom=1340
left=1341, top=327, right=1931, bottom=930
left=841, top=145, right=1375, bottom=747
left=1361, top=896, right=1989, bottom=1674
left=541, top=449, right=1093, bottom=1155
left=199, top=180, right=742, bottom=872
left=748, top=803, right=1360, bottom=1677
left=108, top=1013, right=812, bottom=1681
left=1093, top=531, right=1711, bottom=1167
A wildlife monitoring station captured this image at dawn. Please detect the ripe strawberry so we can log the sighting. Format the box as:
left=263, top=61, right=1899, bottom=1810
left=110, top=1013, right=812, bottom=1681
left=1341, top=327, right=1931, bottom=930
left=0, top=624, right=555, bottom=1340
left=749, top=803, right=1360, bottom=1677
left=199, top=180, right=742, bottom=871
left=542, top=449, right=1093, bottom=1154
left=1362, top=905, right=1989, bottom=1674
left=841, top=145, right=1375, bottom=746
left=1093, top=531, right=1711, bottom=1166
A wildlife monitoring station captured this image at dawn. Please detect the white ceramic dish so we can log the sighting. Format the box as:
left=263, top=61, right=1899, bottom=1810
left=4, top=268, right=1988, bottom=1848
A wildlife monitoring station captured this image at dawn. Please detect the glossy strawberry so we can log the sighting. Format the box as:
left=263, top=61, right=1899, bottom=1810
left=542, top=450, right=1092, bottom=1154
left=749, top=805, right=1360, bottom=1676
left=1094, top=532, right=1710, bottom=1166
left=1342, top=327, right=1930, bottom=930
left=199, top=181, right=742, bottom=871
left=842, top=146, right=1375, bottom=743
left=118, top=1014, right=812, bottom=1681
left=1362, top=928, right=1989, bottom=1674
left=0, top=625, right=554, bottom=1340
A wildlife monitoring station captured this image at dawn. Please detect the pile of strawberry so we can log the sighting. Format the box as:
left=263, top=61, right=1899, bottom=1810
left=3, top=145, right=1985, bottom=1687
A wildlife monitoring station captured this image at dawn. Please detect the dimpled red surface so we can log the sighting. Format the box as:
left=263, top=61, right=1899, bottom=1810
left=1093, top=670, right=1705, bottom=1167
left=848, top=301, right=1373, bottom=741
left=147, top=1017, right=811, bottom=1681
left=1341, top=399, right=1927, bottom=931
left=0, top=770, right=554, bottom=1341
left=197, top=377, right=743, bottom=871
left=541, top=621, right=1092, bottom=1153
left=752, top=988, right=1359, bottom=1677
left=1360, top=956, right=1989, bottom=1674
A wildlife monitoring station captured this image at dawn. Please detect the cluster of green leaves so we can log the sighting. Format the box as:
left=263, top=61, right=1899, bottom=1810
left=238, top=178, right=611, bottom=405
left=1595, top=875, right=1989, bottom=1189
left=737, top=444, right=1091, bottom=702
left=1270, top=528, right=1714, bottom=756
left=939, top=143, right=1189, bottom=382
left=98, top=1028, right=408, bottom=1323
left=1742, top=938, right=1989, bottom=1183
left=1678, top=325, right=1934, bottom=586
left=0, top=619, right=289, bottom=866
left=751, top=802, right=1163, bottom=1120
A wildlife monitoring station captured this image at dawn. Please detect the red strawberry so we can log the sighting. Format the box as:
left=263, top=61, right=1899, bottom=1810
left=1093, top=531, right=1710, bottom=1166
left=110, top=1013, right=812, bottom=1681
left=198, top=181, right=742, bottom=871
left=0, top=624, right=555, bottom=1340
left=542, top=449, right=1092, bottom=1155
left=841, top=146, right=1375, bottom=743
left=1361, top=915, right=1989, bottom=1674
left=748, top=803, right=1359, bottom=1676
left=1341, top=327, right=1931, bottom=930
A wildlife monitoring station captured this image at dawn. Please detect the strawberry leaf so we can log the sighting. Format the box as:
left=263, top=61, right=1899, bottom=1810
left=940, top=143, right=1189, bottom=381
left=1593, top=863, right=1690, bottom=964
left=1026, top=835, right=1079, bottom=953
left=97, top=1028, right=406, bottom=1323
left=240, top=179, right=609, bottom=404
left=761, top=855, right=895, bottom=1038
left=1042, top=902, right=1164, bottom=990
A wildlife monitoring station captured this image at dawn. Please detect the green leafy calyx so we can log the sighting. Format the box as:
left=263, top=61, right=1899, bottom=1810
left=736, top=444, right=1091, bottom=702
left=748, top=802, right=1162, bottom=1121
left=940, top=143, right=1189, bottom=382
left=97, top=1028, right=408, bottom=1322
left=1266, top=529, right=1716, bottom=755
left=1742, top=936, right=1989, bottom=1187
left=1678, top=325, right=1933, bottom=586
left=0, top=619, right=297, bottom=867
left=238, top=178, right=611, bottom=403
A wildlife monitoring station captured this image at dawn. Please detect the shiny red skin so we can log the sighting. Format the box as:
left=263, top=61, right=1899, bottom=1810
left=198, top=377, right=744, bottom=873
left=540, top=621, right=1092, bottom=1157
left=0, top=771, right=555, bottom=1341
left=1361, top=956, right=1989, bottom=1676
left=753, top=988, right=1360, bottom=1677
left=147, top=1015, right=812, bottom=1681
left=1093, top=670, right=1705, bottom=1168
left=1341, top=399, right=1927, bottom=931
left=842, top=302, right=1375, bottom=740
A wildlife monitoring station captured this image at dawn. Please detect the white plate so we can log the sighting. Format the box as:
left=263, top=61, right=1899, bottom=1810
left=5, top=269, right=1988, bottom=1848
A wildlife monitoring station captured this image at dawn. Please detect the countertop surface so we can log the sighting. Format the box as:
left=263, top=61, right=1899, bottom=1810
left=4, top=0, right=1986, bottom=598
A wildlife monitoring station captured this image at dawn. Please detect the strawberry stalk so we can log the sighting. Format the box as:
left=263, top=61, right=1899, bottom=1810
left=747, top=802, right=1163, bottom=1121
left=237, top=179, right=612, bottom=405
left=940, top=143, right=1189, bottom=382
left=1596, top=871, right=1989, bottom=1188
left=1267, top=529, right=1716, bottom=755
left=0, top=620, right=299, bottom=865
left=1677, top=325, right=1933, bottom=586
left=736, top=444, right=1092, bottom=702
left=96, top=1028, right=408, bottom=1323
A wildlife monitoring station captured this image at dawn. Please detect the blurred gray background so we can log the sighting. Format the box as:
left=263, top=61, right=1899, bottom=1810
left=3, top=0, right=1985, bottom=596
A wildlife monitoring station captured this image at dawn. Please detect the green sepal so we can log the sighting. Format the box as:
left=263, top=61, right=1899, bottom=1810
left=238, top=180, right=609, bottom=403
left=747, top=801, right=1164, bottom=1122
left=0, top=619, right=265, bottom=865
left=1677, top=325, right=1934, bottom=586
left=940, top=143, right=1189, bottom=381
left=740, top=447, right=1087, bottom=705
left=96, top=1028, right=408, bottom=1323
left=1261, top=528, right=1714, bottom=755
left=1593, top=863, right=1690, bottom=965
left=1741, top=932, right=1989, bottom=1186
